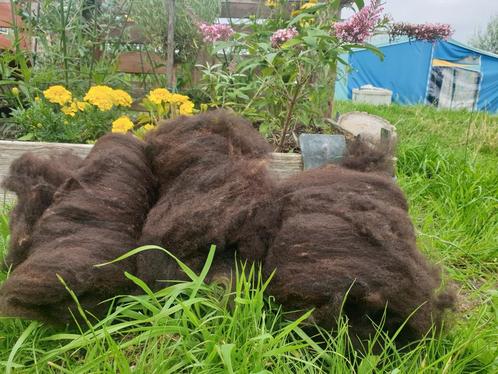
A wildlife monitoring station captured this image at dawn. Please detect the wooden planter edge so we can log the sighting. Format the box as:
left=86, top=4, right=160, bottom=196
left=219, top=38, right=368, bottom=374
left=0, top=140, right=303, bottom=203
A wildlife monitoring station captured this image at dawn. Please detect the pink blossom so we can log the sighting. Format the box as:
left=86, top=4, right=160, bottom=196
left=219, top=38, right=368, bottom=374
left=271, top=27, right=298, bottom=48
left=388, top=22, right=453, bottom=42
left=333, top=0, right=383, bottom=43
left=198, top=23, right=234, bottom=43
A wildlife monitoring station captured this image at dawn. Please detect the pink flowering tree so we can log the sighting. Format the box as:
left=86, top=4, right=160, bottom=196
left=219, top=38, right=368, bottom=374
left=388, top=22, right=453, bottom=42
left=333, top=0, right=385, bottom=43
left=198, top=23, right=235, bottom=43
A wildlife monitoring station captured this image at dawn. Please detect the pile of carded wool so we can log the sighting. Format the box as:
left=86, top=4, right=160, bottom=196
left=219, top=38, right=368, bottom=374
left=0, top=110, right=453, bottom=345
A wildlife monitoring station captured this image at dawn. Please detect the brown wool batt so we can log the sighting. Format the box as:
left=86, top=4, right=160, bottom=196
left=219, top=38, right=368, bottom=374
left=2, top=151, right=83, bottom=270
left=264, top=163, right=453, bottom=344
left=137, top=110, right=277, bottom=287
left=0, top=134, right=156, bottom=323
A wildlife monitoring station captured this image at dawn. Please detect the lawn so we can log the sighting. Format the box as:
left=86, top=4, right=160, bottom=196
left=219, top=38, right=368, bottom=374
left=0, top=103, right=497, bottom=373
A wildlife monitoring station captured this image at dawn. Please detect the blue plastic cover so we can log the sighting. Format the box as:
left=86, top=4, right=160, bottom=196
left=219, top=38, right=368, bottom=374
left=338, top=39, right=498, bottom=113
left=347, top=40, right=434, bottom=105
left=335, top=54, right=350, bottom=100
left=478, top=55, right=498, bottom=112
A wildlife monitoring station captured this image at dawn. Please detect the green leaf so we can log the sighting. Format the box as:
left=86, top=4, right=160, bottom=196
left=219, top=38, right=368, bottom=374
left=217, top=343, right=235, bottom=374
left=303, top=36, right=318, bottom=48
left=305, top=29, right=331, bottom=38
left=18, top=133, right=34, bottom=141
left=358, top=355, right=380, bottom=374
left=265, top=52, right=278, bottom=65
left=289, top=13, right=314, bottom=27
left=6, top=322, right=39, bottom=374
left=280, top=37, right=302, bottom=50
left=355, top=0, right=365, bottom=9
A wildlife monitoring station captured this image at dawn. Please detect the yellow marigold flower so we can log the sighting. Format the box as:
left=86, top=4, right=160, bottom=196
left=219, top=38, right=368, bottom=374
left=11, top=87, right=19, bottom=96
left=61, top=102, right=78, bottom=117
left=112, top=89, right=133, bottom=107
left=179, top=101, right=195, bottom=116
left=76, top=101, right=89, bottom=111
left=266, top=0, right=277, bottom=8
left=148, top=88, right=172, bottom=105
left=143, top=123, right=156, bottom=131
left=301, top=2, right=317, bottom=10
left=169, top=93, right=190, bottom=104
left=84, top=85, right=115, bottom=111
left=43, top=85, right=72, bottom=106
left=112, top=116, right=134, bottom=133
left=300, top=18, right=315, bottom=28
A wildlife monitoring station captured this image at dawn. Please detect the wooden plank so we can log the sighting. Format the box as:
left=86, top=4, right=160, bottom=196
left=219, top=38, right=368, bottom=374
left=117, top=51, right=167, bottom=74
left=0, top=140, right=303, bottom=203
left=221, top=0, right=301, bottom=18
left=0, top=140, right=92, bottom=204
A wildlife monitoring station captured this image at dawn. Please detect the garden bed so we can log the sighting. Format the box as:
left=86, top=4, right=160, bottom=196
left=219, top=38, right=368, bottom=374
left=0, top=140, right=303, bottom=202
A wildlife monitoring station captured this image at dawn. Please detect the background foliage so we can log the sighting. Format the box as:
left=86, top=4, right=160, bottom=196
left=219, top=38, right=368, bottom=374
left=471, top=15, right=498, bottom=54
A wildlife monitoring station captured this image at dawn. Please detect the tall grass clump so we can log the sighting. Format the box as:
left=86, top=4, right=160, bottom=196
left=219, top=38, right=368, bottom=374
left=0, top=243, right=496, bottom=373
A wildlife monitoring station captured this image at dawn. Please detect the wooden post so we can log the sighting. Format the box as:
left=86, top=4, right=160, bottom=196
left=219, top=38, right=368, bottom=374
left=166, top=0, right=175, bottom=88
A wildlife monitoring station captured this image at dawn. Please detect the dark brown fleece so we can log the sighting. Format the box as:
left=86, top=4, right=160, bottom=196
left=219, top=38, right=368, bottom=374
left=264, top=164, right=453, bottom=344
left=0, top=134, right=156, bottom=324
left=137, top=110, right=276, bottom=287
left=2, top=151, right=83, bottom=269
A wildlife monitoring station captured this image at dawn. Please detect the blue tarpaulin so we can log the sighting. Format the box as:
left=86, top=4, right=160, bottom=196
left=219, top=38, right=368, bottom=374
left=335, top=39, right=498, bottom=112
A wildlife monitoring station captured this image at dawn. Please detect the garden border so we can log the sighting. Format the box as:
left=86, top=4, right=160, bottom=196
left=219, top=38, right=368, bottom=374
left=0, top=140, right=303, bottom=203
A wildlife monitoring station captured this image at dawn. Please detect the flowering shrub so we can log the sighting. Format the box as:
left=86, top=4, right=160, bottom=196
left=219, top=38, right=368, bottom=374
left=198, top=23, right=234, bottom=43
left=199, top=0, right=386, bottom=150
left=333, top=0, right=384, bottom=43
left=270, top=27, right=298, bottom=48
left=388, top=22, right=453, bottom=42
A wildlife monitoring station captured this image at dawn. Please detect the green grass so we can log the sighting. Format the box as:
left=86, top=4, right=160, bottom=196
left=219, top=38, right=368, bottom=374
left=1, top=103, right=497, bottom=373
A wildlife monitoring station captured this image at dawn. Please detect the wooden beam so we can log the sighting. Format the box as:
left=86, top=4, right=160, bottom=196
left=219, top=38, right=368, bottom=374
left=220, top=0, right=301, bottom=18
left=166, top=0, right=175, bottom=87
left=117, top=51, right=167, bottom=74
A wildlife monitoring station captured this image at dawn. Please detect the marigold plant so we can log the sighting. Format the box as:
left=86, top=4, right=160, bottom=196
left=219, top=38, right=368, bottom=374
left=84, top=86, right=116, bottom=111
left=112, top=116, right=134, bottom=134
left=140, top=88, right=196, bottom=126
left=43, top=85, right=72, bottom=106
left=112, top=89, right=133, bottom=108
left=13, top=85, right=136, bottom=143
